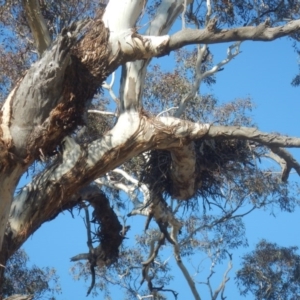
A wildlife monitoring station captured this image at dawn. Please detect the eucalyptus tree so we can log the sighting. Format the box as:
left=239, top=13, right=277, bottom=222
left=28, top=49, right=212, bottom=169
left=236, top=240, right=300, bottom=300
left=3, top=249, right=60, bottom=299
left=1, top=0, right=300, bottom=299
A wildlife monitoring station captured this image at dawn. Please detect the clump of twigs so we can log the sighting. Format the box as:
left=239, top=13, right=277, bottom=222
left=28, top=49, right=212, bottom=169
left=140, top=138, right=256, bottom=204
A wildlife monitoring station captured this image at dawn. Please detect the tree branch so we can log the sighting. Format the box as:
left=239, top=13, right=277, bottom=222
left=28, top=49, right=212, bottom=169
left=4, top=295, right=33, bottom=300
left=96, top=167, right=151, bottom=216
left=5, top=114, right=300, bottom=257
left=212, top=254, right=233, bottom=300
left=4, top=19, right=91, bottom=160
left=114, top=0, right=186, bottom=112
left=168, top=19, right=300, bottom=49
left=22, top=0, right=51, bottom=56
left=268, top=147, right=300, bottom=181
left=106, top=18, right=300, bottom=64
left=172, top=231, right=201, bottom=300
left=205, top=125, right=300, bottom=147
left=175, top=41, right=241, bottom=117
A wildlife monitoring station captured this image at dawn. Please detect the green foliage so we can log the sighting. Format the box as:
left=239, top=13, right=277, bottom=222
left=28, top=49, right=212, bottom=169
left=2, top=0, right=300, bottom=299
left=236, top=240, right=300, bottom=300
left=74, top=47, right=300, bottom=298
left=3, top=249, right=61, bottom=300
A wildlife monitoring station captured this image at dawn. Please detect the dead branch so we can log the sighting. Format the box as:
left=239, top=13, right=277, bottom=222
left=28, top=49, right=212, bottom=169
left=141, top=232, right=165, bottom=293
left=83, top=204, right=96, bottom=296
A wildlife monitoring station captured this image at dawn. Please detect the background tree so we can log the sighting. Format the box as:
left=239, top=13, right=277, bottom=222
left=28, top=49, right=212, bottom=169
left=236, top=240, right=300, bottom=300
left=3, top=249, right=60, bottom=300
left=1, top=0, right=300, bottom=299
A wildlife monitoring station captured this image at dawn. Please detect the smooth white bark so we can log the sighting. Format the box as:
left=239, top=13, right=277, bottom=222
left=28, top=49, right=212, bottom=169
left=103, top=0, right=145, bottom=31
left=2, top=1, right=300, bottom=291
left=118, top=0, right=187, bottom=111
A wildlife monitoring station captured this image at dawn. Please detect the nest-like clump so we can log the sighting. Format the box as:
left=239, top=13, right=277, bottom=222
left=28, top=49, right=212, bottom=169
left=140, top=138, right=255, bottom=203
left=89, top=192, right=123, bottom=267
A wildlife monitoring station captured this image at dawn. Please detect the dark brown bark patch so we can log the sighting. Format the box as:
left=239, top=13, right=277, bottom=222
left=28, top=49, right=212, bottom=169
left=26, top=18, right=111, bottom=160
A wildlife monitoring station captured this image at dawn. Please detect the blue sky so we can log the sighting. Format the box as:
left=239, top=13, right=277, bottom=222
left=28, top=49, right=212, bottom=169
left=22, top=37, right=300, bottom=299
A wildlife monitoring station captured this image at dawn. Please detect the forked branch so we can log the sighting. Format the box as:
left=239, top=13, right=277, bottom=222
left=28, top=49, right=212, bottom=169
left=268, top=147, right=300, bottom=181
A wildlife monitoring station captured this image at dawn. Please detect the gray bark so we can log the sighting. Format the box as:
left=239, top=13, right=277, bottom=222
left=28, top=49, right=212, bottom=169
left=1, top=1, right=300, bottom=293
left=168, top=19, right=300, bottom=49
left=5, top=112, right=300, bottom=258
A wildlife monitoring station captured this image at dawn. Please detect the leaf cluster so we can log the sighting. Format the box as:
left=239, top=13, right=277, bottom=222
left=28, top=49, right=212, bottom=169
left=236, top=240, right=300, bottom=300
left=3, top=249, right=61, bottom=299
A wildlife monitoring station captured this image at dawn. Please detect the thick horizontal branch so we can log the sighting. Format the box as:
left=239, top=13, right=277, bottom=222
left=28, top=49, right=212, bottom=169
left=5, top=115, right=300, bottom=256
left=109, top=19, right=300, bottom=63
left=167, top=19, right=300, bottom=49
left=206, top=125, right=300, bottom=147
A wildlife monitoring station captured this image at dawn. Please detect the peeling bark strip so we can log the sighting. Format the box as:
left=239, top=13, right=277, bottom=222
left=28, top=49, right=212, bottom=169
left=170, top=143, right=196, bottom=200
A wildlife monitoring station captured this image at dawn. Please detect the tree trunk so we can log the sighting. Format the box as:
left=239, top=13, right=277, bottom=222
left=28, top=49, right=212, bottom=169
left=1, top=2, right=300, bottom=294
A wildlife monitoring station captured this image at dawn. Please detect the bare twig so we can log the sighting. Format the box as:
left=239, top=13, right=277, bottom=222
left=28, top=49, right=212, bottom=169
left=180, top=205, right=256, bottom=248
left=88, top=110, right=117, bottom=116
left=175, top=39, right=241, bottom=117
left=102, top=72, right=121, bottom=111
left=156, top=107, right=178, bottom=117
left=83, top=205, right=96, bottom=296
left=212, top=253, right=233, bottom=300
left=95, top=167, right=151, bottom=216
